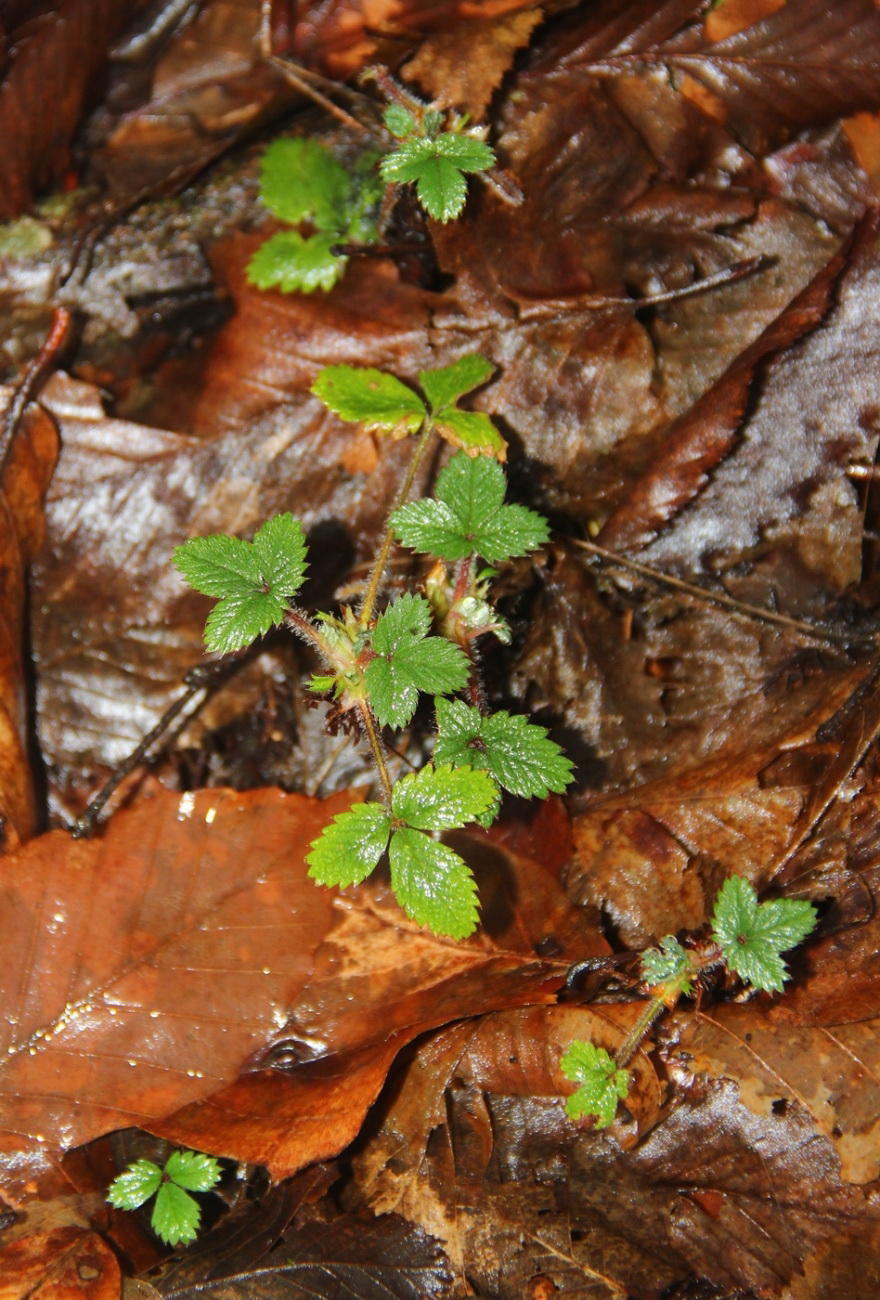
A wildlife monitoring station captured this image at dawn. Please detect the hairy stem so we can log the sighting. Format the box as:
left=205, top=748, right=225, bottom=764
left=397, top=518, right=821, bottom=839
left=613, top=995, right=667, bottom=1070
left=358, top=699, right=395, bottom=810
left=359, top=418, right=435, bottom=627
left=284, top=606, right=331, bottom=656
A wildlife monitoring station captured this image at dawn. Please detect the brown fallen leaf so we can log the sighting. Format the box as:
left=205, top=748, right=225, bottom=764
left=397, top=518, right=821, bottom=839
left=401, top=9, right=545, bottom=120
left=0, top=0, right=142, bottom=218
left=89, top=0, right=302, bottom=203
left=0, top=397, right=59, bottom=849
left=0, top=786, right=343, bottom=1201
left=152, top=824, right=607, bottom=1177
left=0, top=1224, right=120, bottom=1299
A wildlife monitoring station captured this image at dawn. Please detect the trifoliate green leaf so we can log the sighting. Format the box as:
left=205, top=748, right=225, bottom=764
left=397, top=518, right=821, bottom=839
left=307, top=803, right=391, bottom=887
left=258, top=138, right=352, bottom=227
left=246, top=230, right=346, bottom=294
left=151, top=1181, right=202, bottom=1247
left=311, top=365, right=426, bottom=435
left=418, top=355, right=494, bottom=412
left=391, top=762, right=497, bottom=830
left=432, top=409, right=507, bottom=459
left=108, top=1159, right=162, bottom=1211
left=174, top=514, right=308, bottom=654
left=164, top=1150, right=223, bottom=1193
left=641, top=935, right=694, bottom=994
left=380, top=134, right=496, bottom=221
left=389, top=827, right=479, bottom=938
left=383, top=104, right=416, bottom=137
left=711, top=876, right=817, bottom=993
left=433, top=698, right=573, bottom=798
left=560, top=1040, right=631, bottom=1128
left=366, top=593, right=470, bottom=728
left=391, top=450, right=549, bottom=562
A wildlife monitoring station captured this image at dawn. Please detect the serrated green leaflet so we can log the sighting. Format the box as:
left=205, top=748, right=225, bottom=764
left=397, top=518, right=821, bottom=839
left=246, top=230, right=346, bottom=294
left=434, top=698, right=572, bottom=798
left=641, top=936, right=694, bottom=993
left=419, top=355, right=494, bottom=411
left=307, top=803, right=391, bottom=887
left=389, top=827, right=479, bottom=938
left=711, top=876, right=816, bottom=993
left=391, top=762, right=497, bottom=830
left=380, top=134, right=495, bottom=221
left=391, top=451, right=548, bottom=562
left=174, top=515, right=308, bottom=654
left=108, top=1159, right=162, bottom=1210
left=432, top=408, right=507, bottom=459
left=259, top=138, right=351, bottom=227
left=366, top=593, right=470, bottom=728
left=151, top=1181, right=202, bottom=1246
left=312, top=365, right=426, bottom=434
left=560, top=1040, right=630, bottom=1128
left=383, top=104, right=416, bottom=137
left=164, top=1150, right=222, bottom=1193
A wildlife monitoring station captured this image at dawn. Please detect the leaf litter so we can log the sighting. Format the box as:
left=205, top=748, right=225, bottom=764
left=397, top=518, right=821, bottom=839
left=1, top=0, right=880, bottom=1294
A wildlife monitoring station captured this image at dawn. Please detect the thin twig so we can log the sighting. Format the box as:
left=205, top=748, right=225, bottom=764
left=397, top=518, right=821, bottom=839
left=0, top=308, right=71, bottom=473
left=72, top=660, right=235, bottom=837
left=574, top=537, right=864, bottom=646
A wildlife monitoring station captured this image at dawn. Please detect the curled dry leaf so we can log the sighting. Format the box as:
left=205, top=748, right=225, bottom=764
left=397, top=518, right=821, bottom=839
left=0, top=398, right=59, bottom=849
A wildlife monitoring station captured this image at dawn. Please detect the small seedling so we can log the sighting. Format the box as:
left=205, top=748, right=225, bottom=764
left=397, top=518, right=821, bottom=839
left=175, top=355, right=572, bottom=939
left=108, top=1148, right=222, bottom=1247
left=561, top=877, right=817, bottom=1127
left=247, top=73, right=496, bottom=294
left=246, top=137, right=383, bottom=293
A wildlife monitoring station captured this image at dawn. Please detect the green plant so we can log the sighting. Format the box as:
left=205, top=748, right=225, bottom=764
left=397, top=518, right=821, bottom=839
left=561, top=877, right=817, bottom=1128
left=246, top=72, right=496, bottom=294
left=174, top=355, right=572, bottom=939
left=376, top=94, right=495, bottom=223
left=246, top=137, right=383, bottom=293
left=108, top=1148, right=222, bottom=1246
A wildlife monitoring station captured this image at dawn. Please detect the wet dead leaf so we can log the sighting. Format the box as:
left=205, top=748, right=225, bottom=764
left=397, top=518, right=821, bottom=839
left=0, top=1224, right=120, bottom=1299
left=401, top=9, right=545, bottom=120
left=0, top=398, right=58, bottom=848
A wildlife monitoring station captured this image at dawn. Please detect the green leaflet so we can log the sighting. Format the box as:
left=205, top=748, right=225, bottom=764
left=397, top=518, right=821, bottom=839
left=258, top=137, right=351, bottom=227
left=560, top=1040, right=631, bottom=1128
left=174, top=514, right=308, bottom=654
left=107, top=1159, right=162, bottom=1210
left=307, top=803, right=392, bottom=888
left=366, top=593, right=470, bottom=728
left=418, top=355, right=494, bottom=412
left=434, top=697, right=573, bottom=798
left=246, top=231, right=346, bottom=294
left=391, top=762, right=498, bottom=830
left=311, top=366, right=426, bottom=435
left=391, top=451, right=549, bottom=562
left=390, top=827, right=480, bottom=938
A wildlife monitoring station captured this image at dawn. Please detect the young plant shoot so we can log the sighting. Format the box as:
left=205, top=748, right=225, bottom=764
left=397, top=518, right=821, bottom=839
left=246, top=77, right=496, bottom=294
left=174, top=355, right=572, bottom=939
left=108, top=1149, right=222, bottom=1247
left=561, top=877, right=817, bottom=1128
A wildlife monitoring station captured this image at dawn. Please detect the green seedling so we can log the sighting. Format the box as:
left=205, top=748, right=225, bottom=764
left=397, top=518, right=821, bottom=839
left=561, top=877, right=817, bottom=1127
left=246, top=137, right=383, bottom=293
left=175, top=355, right=572, bottom=939
left=108, top=1148, right=222, bottom=1247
